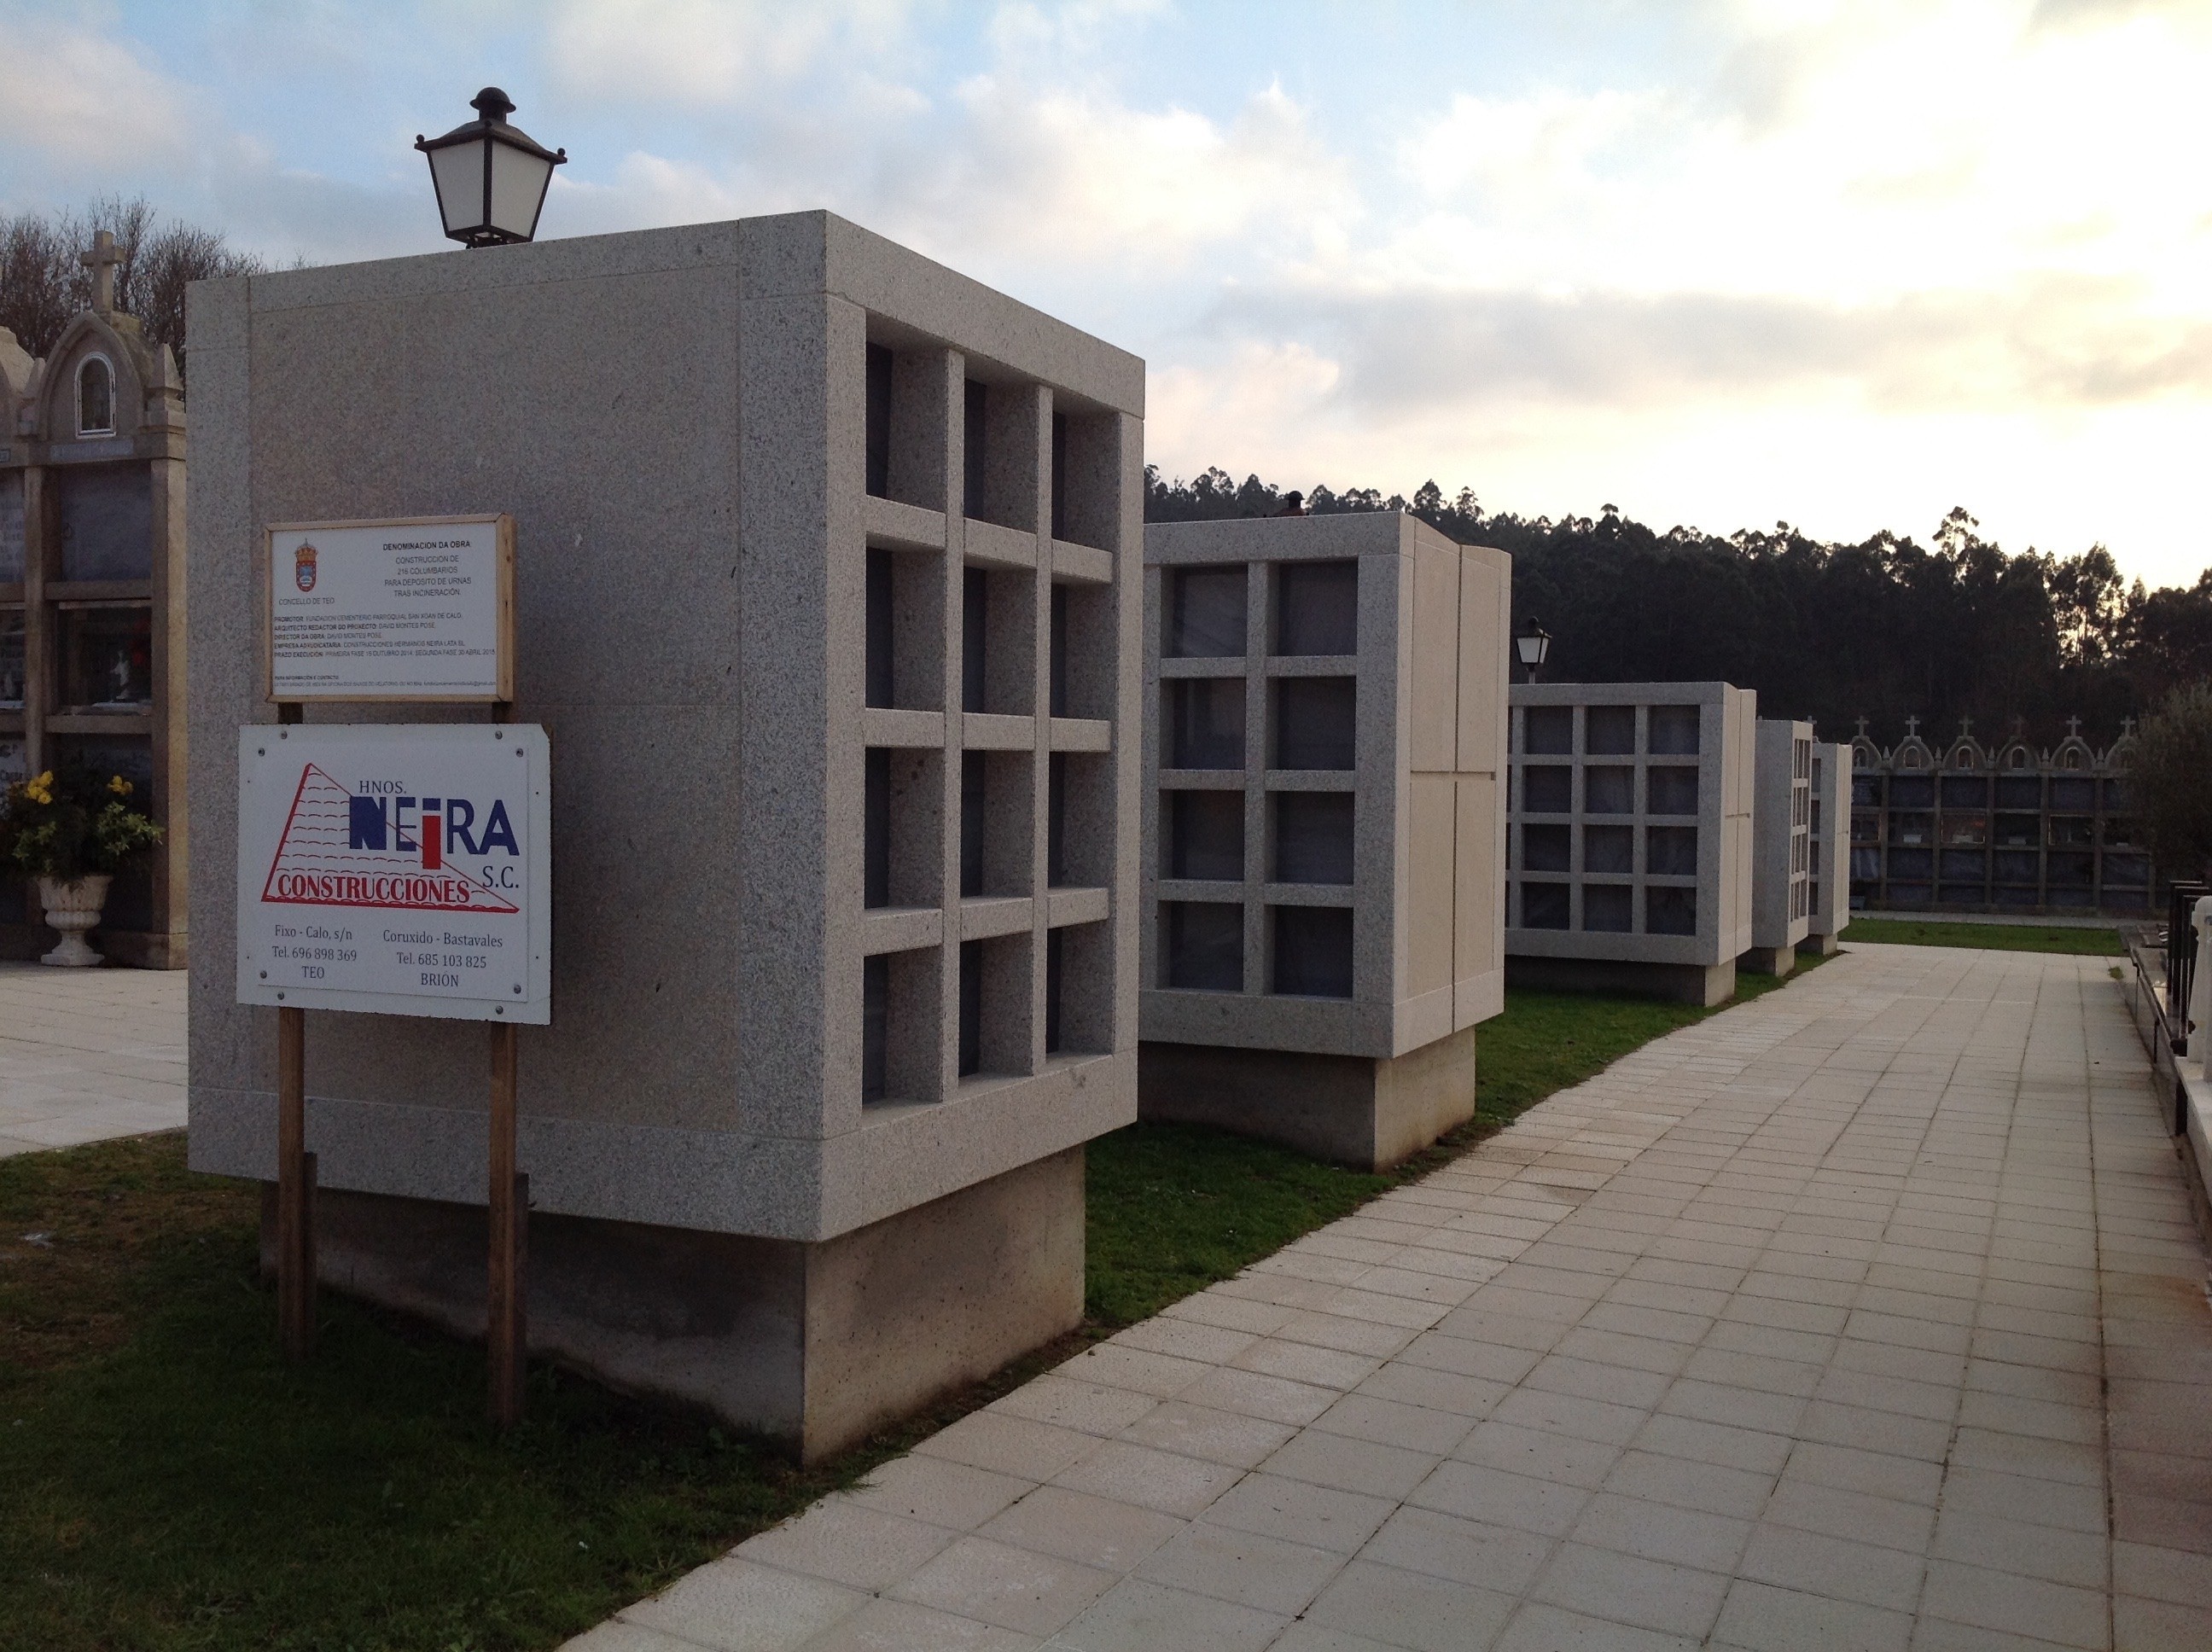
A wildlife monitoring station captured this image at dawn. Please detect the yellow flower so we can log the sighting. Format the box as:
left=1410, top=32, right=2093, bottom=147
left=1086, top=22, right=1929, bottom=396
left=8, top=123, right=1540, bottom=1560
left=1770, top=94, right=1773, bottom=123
left=108, top=775, right=133, bottom=797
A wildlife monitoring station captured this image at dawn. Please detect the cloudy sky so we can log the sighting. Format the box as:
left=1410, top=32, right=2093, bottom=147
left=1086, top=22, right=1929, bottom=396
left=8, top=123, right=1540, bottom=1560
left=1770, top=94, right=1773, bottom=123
left=6, top=0, right=2210, bottom=585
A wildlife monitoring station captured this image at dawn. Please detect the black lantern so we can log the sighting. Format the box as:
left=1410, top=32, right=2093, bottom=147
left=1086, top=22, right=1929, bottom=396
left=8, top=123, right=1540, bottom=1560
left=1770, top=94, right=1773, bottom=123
left=416, top=87, right=567, bottom=248
left=1516, top=616, right=1552, bottom=683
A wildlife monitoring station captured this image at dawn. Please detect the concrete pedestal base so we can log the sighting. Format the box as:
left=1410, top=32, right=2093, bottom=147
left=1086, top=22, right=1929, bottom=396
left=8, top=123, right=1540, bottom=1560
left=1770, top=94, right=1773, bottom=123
left=1740, top=945, right=1796, bottom=978
left=1138, top=1026, right=1477, bottom=1171
left=0, top=922, right=185, bottom=968
left=259, top=1147, right=1084, bottom=1464
left=1799, top=932, right=1840, bottom=957
left=1505, top=954, right=1738, bottom=1008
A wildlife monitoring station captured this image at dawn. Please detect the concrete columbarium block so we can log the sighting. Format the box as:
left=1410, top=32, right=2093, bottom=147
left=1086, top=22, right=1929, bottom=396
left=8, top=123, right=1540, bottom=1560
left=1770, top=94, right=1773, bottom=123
left=1505, top=681, right=1755, bottom=1006
left=0, top=241, right=189, bottom=968
left=185, top=212, right=1143, bottom=1461
left=1746, top=717, right=1813, bottom=975
left=1804, top=739, right=1850, bottom=953
left=1138, top=513, right=1510, bottom=1170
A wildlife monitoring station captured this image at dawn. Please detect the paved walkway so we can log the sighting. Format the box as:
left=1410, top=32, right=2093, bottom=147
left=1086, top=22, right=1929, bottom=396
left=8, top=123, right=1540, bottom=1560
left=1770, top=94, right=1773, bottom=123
left=585, top=944, right=2204, bottom=1649
left=0, top=961, right=187, bottom=1157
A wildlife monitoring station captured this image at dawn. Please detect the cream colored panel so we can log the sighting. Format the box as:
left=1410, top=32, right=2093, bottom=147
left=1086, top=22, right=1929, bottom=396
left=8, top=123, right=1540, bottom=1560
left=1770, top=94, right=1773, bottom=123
left=1454, top=773, right=1499, bottom=985
left=1411, top=540, right=1459, bottom=773
left=1408, top=771, right=1455, bottom=994
left=1456, top=546, right=1508, bottom=777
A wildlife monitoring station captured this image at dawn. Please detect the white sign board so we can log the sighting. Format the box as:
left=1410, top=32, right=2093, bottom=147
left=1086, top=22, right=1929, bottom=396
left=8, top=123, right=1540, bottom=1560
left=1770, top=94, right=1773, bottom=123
left=236, top=724, right=550, bottom=1023
left=266, top=515, right=513, bottom=702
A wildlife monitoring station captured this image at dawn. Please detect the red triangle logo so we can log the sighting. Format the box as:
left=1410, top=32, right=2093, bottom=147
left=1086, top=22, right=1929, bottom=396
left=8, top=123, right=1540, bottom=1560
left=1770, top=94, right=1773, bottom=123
left=262, top=763, right=519, bottom=913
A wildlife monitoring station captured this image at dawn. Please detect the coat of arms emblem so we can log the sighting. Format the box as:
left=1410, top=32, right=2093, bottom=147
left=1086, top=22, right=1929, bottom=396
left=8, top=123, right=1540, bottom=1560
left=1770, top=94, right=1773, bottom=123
left=294, top=544, right=317, bottom=593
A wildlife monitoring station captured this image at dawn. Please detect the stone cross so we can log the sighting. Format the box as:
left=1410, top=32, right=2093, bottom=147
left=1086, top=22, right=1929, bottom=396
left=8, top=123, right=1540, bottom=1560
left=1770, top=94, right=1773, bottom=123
left=2122, top=716, right=2137, bottom=737
left=1854, top=716, right=1870, bottom=738
left=81, top=230, right=121, bottom=314
left=2065, top=715, right=2082, bottom=737
left=1904, top=716, right=1920, bottom=737
left=1959, top=716, right=1973, bottom=737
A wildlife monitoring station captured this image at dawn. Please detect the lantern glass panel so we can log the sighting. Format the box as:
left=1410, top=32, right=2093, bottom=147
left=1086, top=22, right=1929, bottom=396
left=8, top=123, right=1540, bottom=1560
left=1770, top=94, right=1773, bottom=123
left=489, top=145, right=555, bottom=240
left=429, top=140, right=487, bottom=236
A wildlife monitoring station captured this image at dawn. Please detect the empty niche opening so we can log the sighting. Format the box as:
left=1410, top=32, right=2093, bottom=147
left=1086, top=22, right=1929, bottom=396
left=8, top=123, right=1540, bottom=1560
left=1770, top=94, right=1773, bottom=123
left=1521, top=881, right=1570, bottom=928
left=1583, top=824, right=1633, bottom=874
left=1522, top=706, right=1573, bottom=754
left=865, top=343, right=894, bottom=498
left=1582, top=885, right=1633, bottom=933
left=1169, top=566, right=1247, bottom=658
left=1273, top=791, right=1352, bottom=884
left=966, top=377, right=1038, bottom=530
left=958, top=931, right=1033, bottom=1079
left=1050, top=917, right=1114, bottom=1053
left=1586, top=705, right=1636, bottom=755
left=1646, top=825, right=1697, bottom=875
left=1168, top=678, right=1245, bottom=769
left=1522, top=765, right=1572, bottom=813
left=1273, top=678, right=1354, bottom=771
left=1274, top=561, right=1357, bottom=655
left=1521, top=823, right=1571, bottom=873
left=1648, top=706, right=1701, bottom=755
left=866, top=546, right=943, bottom=710
left=1053, top=405, right=1121, bottom=551
left=1646, top=766, right=1700, bottom=815
left=864, top=747, right=942, bottom=909
left=963, top=379, right=989, bottom=515
left=963, top=565, right=1035, bottom=715
left=1052, top=750, right=1114, bottom=887
left=1272, top=905, right=1352, bottom=998
left=959, top=750, right=1033, bottom=898
left=1165, top=900, right=1242, bottom=991
left=863, top=342, right=948, bottom=511
left=1585, top=766, right=1633, bottom=814
left=1645, top=886, right=1697, bottom=935
left=1052, top=579, right=1115, bottom=719
left=863, top=945, right=939, bottom=1106
left=1168, top=788, right=1244, bottom=881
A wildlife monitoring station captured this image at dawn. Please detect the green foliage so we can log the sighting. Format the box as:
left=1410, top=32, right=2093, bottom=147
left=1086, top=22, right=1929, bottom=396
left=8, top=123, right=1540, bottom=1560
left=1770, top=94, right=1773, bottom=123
left=1147, top=466, right=2212, bottom=743
left=2126, top=681, right=2212, bottom=879
left=1838, top=916, right=2122, bottom=956
left=0, top=765, right=162, bottom=882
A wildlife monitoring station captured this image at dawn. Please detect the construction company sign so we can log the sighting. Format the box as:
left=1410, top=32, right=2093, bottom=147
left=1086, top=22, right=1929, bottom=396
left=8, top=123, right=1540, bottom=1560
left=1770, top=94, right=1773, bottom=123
left=236, top=724, right=550, bottom=1022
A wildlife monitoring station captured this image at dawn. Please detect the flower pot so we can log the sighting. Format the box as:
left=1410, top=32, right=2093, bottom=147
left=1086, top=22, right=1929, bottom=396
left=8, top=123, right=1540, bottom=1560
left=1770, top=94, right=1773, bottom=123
left=35, top=874, right=112, bottom=968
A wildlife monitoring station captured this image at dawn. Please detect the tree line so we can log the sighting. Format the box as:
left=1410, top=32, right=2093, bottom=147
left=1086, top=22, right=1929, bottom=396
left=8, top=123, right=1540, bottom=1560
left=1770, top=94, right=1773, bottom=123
left=0, top=197, right=267, bottom=385
left=1149, top=467, right=2212, bottom=749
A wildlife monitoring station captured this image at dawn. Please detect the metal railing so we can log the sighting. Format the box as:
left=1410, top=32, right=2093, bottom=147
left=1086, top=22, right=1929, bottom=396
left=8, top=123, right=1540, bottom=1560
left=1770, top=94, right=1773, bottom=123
left=2166, top=880, right=2209, bottom=1054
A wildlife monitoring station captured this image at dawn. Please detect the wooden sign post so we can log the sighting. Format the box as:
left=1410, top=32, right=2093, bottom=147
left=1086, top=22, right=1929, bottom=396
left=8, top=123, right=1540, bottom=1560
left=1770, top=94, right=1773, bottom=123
left=242, top=514, right=547, bottom=1426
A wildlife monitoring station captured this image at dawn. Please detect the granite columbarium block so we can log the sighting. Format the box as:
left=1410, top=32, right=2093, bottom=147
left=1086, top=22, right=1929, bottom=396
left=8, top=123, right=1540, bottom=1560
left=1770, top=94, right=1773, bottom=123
left=185, top=212, right=1143, bottom=1460
left=1747, top=717, right=1813, bottom=975
left=1138, top=512, right=1511, bottom=1169
left=1505, top=681, right=1755, bottom=1006
left=1805, top=739, right=1851, bottom=953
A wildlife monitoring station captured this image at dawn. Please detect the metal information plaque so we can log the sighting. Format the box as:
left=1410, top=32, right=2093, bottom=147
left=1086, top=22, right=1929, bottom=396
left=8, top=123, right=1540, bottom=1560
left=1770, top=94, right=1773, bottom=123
left=265, top=514, right=514, bottom=702
left=236, top=724, right=550, bottom=1023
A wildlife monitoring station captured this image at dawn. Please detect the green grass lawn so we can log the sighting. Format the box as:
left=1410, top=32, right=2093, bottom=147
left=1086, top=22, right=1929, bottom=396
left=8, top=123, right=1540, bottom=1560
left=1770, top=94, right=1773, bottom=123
left=1839, top=916, right=2122, bottom=956
left=1, top=961, right=1818, bottom=1650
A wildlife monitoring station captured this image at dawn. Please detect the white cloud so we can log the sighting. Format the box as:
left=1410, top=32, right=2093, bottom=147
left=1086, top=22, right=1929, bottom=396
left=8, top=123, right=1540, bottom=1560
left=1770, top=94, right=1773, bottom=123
left=542, top=0, right=912, bottom=104
left=0, top=11, right=196, bottom=177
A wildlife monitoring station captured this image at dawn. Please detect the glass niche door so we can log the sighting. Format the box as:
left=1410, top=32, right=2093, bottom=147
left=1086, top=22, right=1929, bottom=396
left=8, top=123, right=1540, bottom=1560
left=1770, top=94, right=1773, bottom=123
left=55, top=602, right=154, bottom=712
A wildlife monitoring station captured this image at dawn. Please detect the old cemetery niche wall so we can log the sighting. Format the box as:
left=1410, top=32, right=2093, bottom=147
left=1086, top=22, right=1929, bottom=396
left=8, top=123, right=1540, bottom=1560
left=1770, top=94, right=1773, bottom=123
left=0, top=276, right=187, bottom=965
left=186, top=212, right=1142, bottom=1461
left=1139, top=512, right=1511, bottom=1169
left=1846, top=721, right=2151, bottom=916
left=1506, top=682, right=1756, bottom=1006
